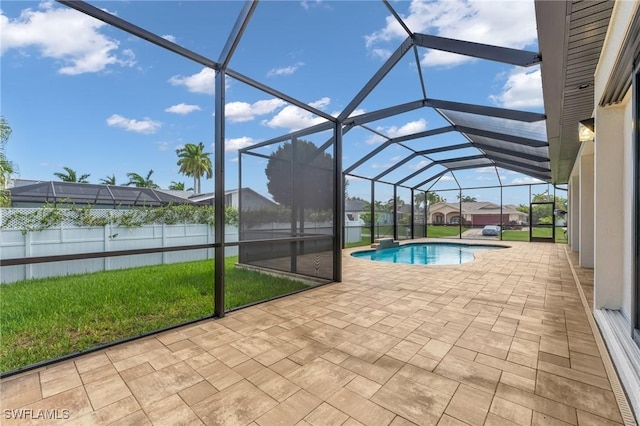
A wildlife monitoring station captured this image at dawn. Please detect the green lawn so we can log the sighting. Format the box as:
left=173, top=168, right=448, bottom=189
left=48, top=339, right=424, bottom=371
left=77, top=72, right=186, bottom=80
left=345, top=235, right=372, bottom=248
left=502, top=227, right=568, bottom=243
left=501, top=230, right=530, bottom=241
left=426, top=225, right=469, bottom=238
left=0, top=257, right=307, bottom=373
left=373, top=224, right=394, bottom=238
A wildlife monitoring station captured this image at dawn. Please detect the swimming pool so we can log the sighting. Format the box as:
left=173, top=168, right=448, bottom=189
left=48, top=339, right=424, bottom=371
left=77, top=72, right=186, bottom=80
left=351, top=242, right=506, bottom=265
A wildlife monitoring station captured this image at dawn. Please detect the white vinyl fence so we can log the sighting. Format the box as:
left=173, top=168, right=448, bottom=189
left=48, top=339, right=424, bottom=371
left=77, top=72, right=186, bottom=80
left=0, top=208, right=237, bottom=284
left=0, top=208, right=359, bottom=284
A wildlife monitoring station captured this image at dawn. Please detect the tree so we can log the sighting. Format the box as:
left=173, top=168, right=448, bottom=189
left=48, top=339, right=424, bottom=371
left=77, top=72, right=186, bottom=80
left=457, top=194, right=477, bottom=202
left=176, top=142, right=212, bottom=194
left=529, top=191, right=567, bottom=225
left=344, top=178, right=350, bottom=200
left=532, top=191, right=553, bottom=203
left=126, top=170, right=159, bottom=188
left=169, top=181, right=193, bottom=191
left=54, top=167, right=90, bottom=183
left=414, top=191, right=443, bottom=207
left=360, top=201, right=379, bottom=226
left=100, top=174, right=117, bottom=185
left=265, top=140, right=333, bottom=210
left=388, top=196, right=405, bottom=207
left=0, top=116, right=16, bottom=207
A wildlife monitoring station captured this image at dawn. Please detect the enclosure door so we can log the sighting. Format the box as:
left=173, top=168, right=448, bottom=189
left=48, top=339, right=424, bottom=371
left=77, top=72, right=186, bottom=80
left=529, top=202, right=555, bottom=243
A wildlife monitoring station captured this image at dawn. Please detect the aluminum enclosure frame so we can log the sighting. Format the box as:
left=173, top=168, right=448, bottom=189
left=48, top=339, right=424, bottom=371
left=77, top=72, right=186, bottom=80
left=55, top=0, right=553, bottom=328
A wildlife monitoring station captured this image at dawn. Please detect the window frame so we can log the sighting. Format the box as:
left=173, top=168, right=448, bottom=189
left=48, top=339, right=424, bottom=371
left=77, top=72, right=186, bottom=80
left=633, top=59, right=640, bottom=347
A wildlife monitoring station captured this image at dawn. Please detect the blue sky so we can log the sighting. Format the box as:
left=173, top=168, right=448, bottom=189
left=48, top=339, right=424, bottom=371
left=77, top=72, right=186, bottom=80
left=1, top=0, right=556, bottom=205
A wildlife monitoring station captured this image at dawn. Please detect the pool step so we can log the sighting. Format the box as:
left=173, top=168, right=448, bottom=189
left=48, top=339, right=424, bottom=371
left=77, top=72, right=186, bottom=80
left=371, top=238, right=399, bottom=250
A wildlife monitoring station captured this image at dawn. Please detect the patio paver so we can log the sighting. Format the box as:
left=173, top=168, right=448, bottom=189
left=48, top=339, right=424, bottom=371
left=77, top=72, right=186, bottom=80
left=0, top=240, right=633, bottom=425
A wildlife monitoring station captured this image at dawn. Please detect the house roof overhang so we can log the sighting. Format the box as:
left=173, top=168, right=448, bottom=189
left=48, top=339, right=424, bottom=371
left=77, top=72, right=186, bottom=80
left=535, top=0, right=614, bottom=184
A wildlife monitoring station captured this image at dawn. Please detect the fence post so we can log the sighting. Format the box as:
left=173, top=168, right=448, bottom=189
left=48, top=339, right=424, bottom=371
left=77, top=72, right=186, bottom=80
left=104, top=224, right=109, bottom=270
left=25, top=231, right=32, bottom=280
left=162, top=223, right=168, bottom=265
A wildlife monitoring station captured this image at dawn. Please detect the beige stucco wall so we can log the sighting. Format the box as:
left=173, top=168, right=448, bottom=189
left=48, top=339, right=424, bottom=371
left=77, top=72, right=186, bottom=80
left=592, top=0, right=637, bottom=315
left=590, top=2, right=640, bottom=418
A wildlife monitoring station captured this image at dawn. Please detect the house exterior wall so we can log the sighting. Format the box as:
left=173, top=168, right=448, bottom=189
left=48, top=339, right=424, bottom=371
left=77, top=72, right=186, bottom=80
left=594, top=98, right=628, bottom=310
left=428, top=205, right=525, bottom=225
left=586, top=0, right=640, bottom=417
left=569, top=174, right=580, bottom=252
left=579, top=151, right=594, bottom=268
left=237, top=190, right=278, bottom=210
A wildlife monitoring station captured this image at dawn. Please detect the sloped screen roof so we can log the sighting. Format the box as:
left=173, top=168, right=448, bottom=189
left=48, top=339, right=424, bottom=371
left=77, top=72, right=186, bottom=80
left=9, top=182, right=189, bottom=206
left=58, top=0, right=551, bottom=189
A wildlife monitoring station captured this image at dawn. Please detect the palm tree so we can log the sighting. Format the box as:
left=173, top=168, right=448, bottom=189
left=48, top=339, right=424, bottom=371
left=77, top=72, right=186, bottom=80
left=54, top=167, right=90, bottom=183
left=0, top=117, right=15, bottom=207
left=0, top=117, right=15, bottom=188
left=176, top=142, right=212, bottom=194
left=456, top=194, right=477, bottom=202
left=100, top=174, right=117, bottom=185
left=125, top=170, right=159, bottom=188
left=169, top=181, right=192, bottom=191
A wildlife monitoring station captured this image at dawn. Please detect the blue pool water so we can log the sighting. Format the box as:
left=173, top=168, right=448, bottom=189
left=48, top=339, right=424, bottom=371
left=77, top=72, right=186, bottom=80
left=351, top=243, right=505, bottom=265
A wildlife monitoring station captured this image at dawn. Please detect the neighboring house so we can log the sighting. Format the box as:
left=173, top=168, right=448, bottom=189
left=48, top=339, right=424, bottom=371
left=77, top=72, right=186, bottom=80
left=5, top=180, right=277, bottom=210
left=427, top=201, right=527, bottom=226
left=345, top=199, right=394, bottom=225
left=7, top=180, right=189, bottom=208
left=189, top=188, right=277, bottom=210
left=345, top=199, right=366, bottom=222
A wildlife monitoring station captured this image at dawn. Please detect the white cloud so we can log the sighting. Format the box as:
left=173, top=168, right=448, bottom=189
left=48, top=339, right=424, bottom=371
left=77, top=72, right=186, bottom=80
left=440, top=175, right=455, bottom=181
left=1, top=2, right=135, bottom=75
left=168, top=67, right=216, bottom=95
left=106, top=114, right=161, bottom=134
left=230, top=157, right=239, bottom=163
left=226, top=99, right=287, bottom=123
left=164, top=103, right=202, bottom=115
left=157, top=142, right=171, bottom=151
left=310, top=97, right=331, bottom=109
left=267, top=62, right=304, bottom=77
left=371, top=156, right=402, bottom=169
left=408, top=159, right=431, bottom=170
left=345, top=175, right=366, bottom=182
left=366, top=0, right=537, bottom=68
left=263, top=97, right=330, bottom=131
left=301, top=0, right=323, bottom=10
left=476, top=175, right=494, bottom=181
left=225, top=136, right=256, bottom=152
left=489, top=67, right=543, bottom=109
left=366, top=134, right=387, bottom=145
left=161, top=34, right=176, bottom=43
left=367, top=118, right=428, bottom=144
left=347, top=108, right=367, bottom=118
left=510, top=176, right=542, bottom=185
left=370, top=48, right=392, bottom=60
left=475, top=166, right=496, bottom=173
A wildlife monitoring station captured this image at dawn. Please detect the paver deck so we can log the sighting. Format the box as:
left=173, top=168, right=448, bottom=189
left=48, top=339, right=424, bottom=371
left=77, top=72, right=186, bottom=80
left=0, top=240, right=633, bottom=425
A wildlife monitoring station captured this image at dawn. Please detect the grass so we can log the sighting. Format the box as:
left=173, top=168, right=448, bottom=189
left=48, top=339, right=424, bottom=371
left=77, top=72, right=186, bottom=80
left=0, top=257, right=308, bottom=373
left=346, top=226, right=469, bottom=241
left=345, top=235, right=372, bottom=248
left=502, top=227, right=568, bottom=243
left=501, top=230, right=530, bottom=241
left=426, top=225, right=469, bottom=238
